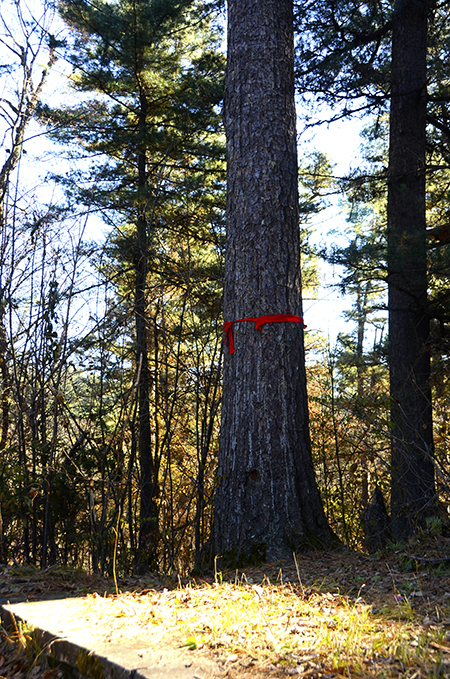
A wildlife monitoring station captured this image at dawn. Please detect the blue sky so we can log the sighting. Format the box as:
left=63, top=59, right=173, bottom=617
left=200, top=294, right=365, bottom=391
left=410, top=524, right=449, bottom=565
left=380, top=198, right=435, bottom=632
left=300, top=115, right=367, bottom=346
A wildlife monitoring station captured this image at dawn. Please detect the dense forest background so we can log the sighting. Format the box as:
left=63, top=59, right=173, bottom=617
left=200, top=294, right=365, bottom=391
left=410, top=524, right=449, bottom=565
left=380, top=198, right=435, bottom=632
left=1, top=0, right=450, bottom=575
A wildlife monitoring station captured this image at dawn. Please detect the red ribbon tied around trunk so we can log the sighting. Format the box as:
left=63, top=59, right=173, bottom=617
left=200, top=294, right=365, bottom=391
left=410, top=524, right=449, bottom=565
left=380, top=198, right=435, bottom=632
left=223, top=314, right=305, bottom=355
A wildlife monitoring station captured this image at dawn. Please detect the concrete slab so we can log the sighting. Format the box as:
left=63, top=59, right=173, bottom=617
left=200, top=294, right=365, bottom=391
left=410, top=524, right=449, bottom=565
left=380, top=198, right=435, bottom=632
left=0, top=597, right=221, bottom=679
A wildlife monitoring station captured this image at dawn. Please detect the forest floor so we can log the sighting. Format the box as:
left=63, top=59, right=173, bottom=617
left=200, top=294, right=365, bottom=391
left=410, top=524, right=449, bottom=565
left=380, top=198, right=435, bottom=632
left=1, top=535, right=450, bottom=678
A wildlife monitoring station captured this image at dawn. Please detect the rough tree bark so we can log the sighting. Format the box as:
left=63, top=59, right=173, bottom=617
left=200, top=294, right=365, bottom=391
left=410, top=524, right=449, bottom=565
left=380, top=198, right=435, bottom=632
left=388, top=0, right=436, bottom=539
left=135, top=104, right=159, bottom=572
left=214, top=0, right=332, bottom=565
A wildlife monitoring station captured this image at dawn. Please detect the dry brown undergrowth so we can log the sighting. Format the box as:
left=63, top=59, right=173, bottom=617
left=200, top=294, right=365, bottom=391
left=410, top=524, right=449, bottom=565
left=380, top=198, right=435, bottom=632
left=2, top=540, right=450, bottom=678
left=0, top=622, right=66, bottom=679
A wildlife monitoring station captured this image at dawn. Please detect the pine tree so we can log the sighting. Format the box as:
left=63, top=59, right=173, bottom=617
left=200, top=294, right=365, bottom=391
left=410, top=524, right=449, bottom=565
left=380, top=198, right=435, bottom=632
left=295, top=0, right=450, bottom=538
left=40, top=0, right=225, bottom=570
left=387, top=0, right=435, bottom=537
left=214, top=0, right=333, bottom=565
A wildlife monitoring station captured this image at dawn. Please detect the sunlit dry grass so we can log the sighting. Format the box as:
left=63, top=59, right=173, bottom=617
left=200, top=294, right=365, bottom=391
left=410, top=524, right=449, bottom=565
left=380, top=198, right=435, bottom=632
left=81, top=572, right=450, bottom=677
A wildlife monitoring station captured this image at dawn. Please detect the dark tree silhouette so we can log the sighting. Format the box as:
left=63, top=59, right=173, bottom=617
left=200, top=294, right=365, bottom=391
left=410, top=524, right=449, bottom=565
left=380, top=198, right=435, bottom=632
left=388, top=0, right=436, bottom=538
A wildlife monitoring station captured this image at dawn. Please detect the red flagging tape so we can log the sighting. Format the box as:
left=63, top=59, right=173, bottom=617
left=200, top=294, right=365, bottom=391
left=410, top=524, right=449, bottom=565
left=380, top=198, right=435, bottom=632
left=223, top=314, right=305, bottom=355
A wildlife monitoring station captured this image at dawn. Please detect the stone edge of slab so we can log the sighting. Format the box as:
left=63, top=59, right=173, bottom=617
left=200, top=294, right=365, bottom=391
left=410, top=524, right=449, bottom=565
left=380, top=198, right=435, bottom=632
left=0, top=603, right=143, bottom=679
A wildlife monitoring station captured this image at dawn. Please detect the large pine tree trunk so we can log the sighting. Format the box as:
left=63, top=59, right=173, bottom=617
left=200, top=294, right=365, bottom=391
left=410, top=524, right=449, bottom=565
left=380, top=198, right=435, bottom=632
left=388, top=0, right=435, bottom=539
left=214, top=0, right=332, bottom=565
